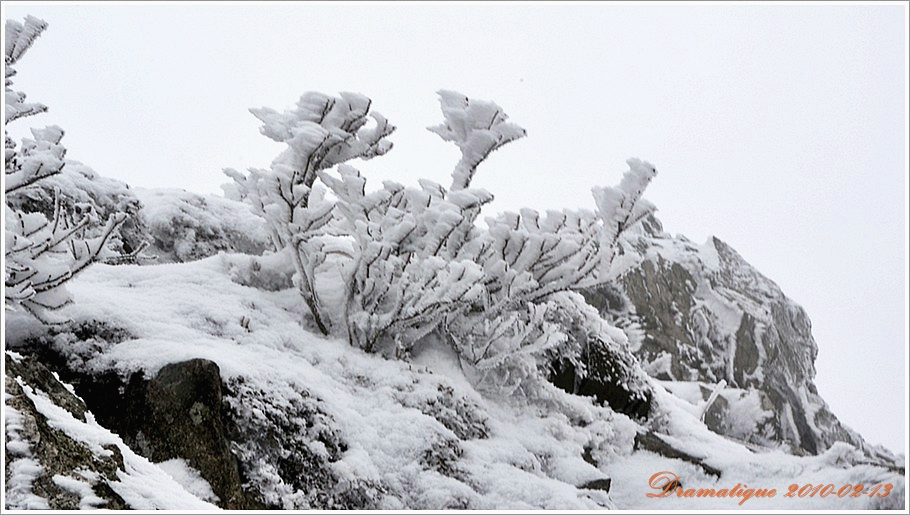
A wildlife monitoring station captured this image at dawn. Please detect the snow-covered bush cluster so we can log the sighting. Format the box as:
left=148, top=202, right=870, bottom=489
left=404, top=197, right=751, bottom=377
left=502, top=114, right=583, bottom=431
left=7, top=161, right=145, bottom=259
left=4, top=16, right=130, bottom=322
left=226, top=89, right=658, bottom=399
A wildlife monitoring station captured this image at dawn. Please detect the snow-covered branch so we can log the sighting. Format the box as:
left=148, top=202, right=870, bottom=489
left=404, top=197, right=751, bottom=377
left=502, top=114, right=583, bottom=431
left=5, top=16, right=128, bottom=323
left=5, top=16, right=49, bottom=124
left=428, top=90, right=526, bottom=191
left=225, top=92, right=396, bottom=335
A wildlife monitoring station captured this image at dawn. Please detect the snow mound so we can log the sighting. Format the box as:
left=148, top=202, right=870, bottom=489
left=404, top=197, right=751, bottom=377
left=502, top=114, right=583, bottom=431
left=135, top=187, right=270, bottom=263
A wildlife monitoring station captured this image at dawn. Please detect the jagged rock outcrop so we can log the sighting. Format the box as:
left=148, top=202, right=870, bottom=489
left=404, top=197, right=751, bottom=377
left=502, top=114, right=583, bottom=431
left=4, top=353, right=129, bottom=510
left=588, top=214, right=899, bottom=467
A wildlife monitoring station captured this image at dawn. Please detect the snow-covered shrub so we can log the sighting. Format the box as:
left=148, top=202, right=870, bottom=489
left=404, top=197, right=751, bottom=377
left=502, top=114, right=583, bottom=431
left=229, top=88, right=657, bottom=403
left=224, top=92, right=395, bottom=334
left=5, top=16, right=128, bottom=321
left=6, top=161, right=146, bottom=260
left=317, top=164, right=490, bottom=353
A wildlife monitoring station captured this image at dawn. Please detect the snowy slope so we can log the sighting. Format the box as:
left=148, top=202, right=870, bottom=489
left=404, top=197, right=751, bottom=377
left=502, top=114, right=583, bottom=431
left=5, top=251, right=904, bottom=509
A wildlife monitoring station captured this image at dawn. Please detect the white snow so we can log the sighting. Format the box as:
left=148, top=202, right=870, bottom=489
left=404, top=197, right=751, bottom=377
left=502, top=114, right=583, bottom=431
left=156, top=459, right=220, bottom=503
left=698, top=237, right=721, bottom=271
left=5, top=350, right=25, bottom=363
left=52, top=474, right=107, bottom=509
left=4, top=456, right=49, bottom=510
left=3, top=400, right=49, bottom=510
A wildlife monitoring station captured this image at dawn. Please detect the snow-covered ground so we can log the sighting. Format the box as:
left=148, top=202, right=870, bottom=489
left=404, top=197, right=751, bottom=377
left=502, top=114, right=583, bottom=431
left=5, top=253, right=904, bottom=509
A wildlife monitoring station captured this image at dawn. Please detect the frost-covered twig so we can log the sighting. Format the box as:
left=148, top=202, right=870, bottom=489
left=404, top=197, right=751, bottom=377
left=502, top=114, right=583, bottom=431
left=428, top=90, right=526, bottom=191
left=225, top=92, right=395, bottom=335
left=699, top=379, right=727, bottom=421
left=5, top=17, right=128, bottom=323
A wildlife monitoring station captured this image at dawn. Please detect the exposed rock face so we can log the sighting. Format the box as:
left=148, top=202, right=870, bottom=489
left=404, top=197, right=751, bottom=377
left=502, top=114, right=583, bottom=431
left=8, top=350, right=253, bottom=509
left=94, top=359, right=249, bottom=508
left=590, top=215, right=898, bottom=465
left=9, top=322, right=250, bottom=508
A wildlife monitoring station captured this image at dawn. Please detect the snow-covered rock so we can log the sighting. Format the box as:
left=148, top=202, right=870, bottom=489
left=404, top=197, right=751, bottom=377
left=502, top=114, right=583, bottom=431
left=3, top=351, right=218, bottom=510
left=590, top=214, right=901, bottom=467
left=134, top=187, right=271, bottom=264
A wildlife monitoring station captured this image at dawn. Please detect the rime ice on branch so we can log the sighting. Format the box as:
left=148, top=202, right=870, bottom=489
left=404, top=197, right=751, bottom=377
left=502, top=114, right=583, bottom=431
left=428, top=90, right=527, bottom=191
left=229, top=88, right=657, bottom=398
left=224, top=92, right=395, bottom=335
left=4, top=16, right=127, bottom=322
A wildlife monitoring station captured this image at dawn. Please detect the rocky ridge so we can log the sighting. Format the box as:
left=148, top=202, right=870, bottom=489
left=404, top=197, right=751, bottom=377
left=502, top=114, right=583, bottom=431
left=586, top=214, right=899, bottom=466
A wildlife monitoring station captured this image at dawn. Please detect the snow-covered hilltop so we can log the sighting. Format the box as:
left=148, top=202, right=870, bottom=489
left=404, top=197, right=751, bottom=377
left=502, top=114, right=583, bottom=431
left=3, top=15, right=905, bottom=511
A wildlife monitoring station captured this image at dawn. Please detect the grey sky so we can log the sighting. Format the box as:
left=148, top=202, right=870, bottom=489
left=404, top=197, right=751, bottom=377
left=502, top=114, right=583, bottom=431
left=2, top=2, right=907, bottom=455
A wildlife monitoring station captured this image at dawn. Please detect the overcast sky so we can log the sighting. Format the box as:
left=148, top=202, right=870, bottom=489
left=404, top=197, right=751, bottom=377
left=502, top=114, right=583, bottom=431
left=3, top=2, right=907, bottom=455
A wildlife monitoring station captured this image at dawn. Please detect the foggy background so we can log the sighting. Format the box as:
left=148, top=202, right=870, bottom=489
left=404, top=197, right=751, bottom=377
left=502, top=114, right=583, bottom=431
left=2, top=2, right=906, bottom=454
